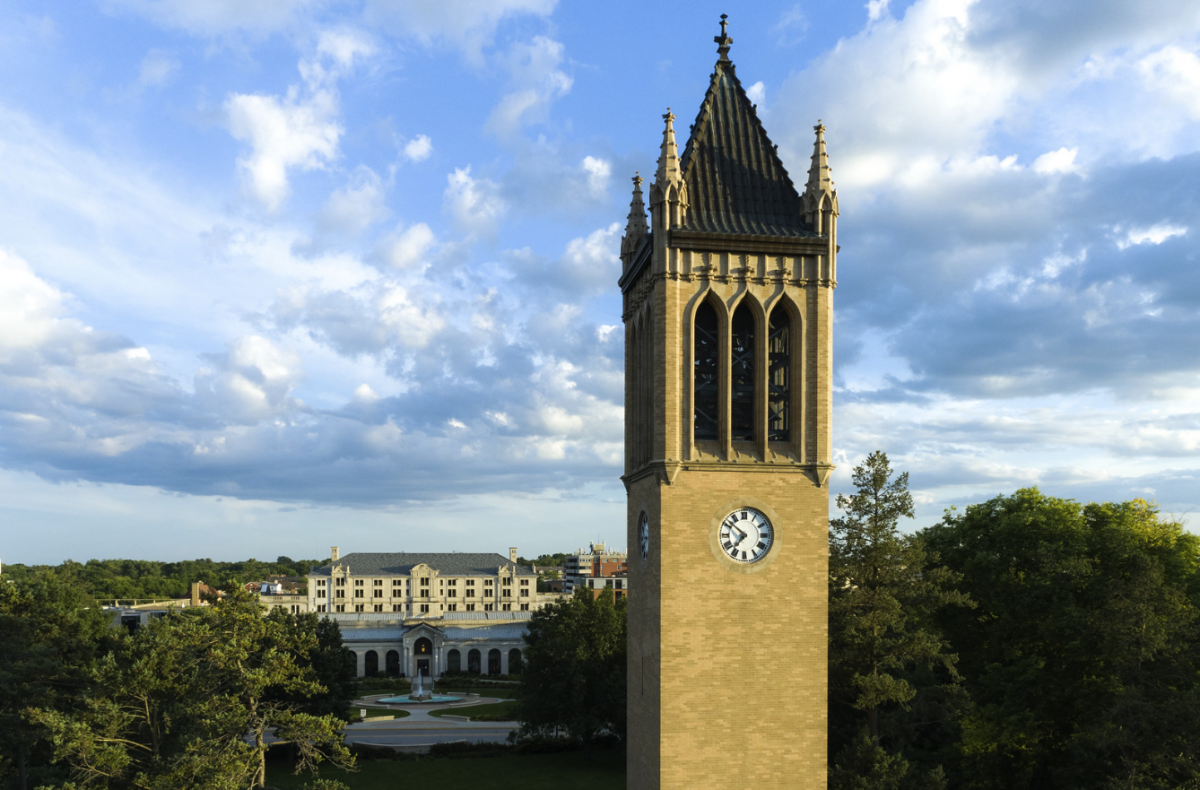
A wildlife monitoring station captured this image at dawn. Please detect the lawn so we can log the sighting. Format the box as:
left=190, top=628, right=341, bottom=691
left=429, top=701, right=517, bottom=722
left=268, top=750, right=624, bottom=790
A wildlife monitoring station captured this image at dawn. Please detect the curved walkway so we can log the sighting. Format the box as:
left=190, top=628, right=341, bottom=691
left=344, top=693, right=517, bottom=747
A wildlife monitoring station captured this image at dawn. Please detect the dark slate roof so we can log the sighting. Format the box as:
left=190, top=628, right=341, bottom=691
left=678, top=60, right=813, bottom=238
left=312, top=553, right=535, bottom=577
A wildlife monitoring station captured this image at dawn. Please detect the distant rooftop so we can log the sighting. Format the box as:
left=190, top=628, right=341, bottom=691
left=311, top=552, right=535, bottom=577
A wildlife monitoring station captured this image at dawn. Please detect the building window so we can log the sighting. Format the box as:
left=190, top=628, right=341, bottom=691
left=335, top=604, right=345, bottom=613
left=355, top=604, right=364, bottom=613
left=335, top=578, right=345, bottom=586
left=484, top=579, right=493, bottom=587
left=768, top=307, right=791, bottom=441
left=317, top=604, right=326, bottom=613
left=335, top=590, right=344, bottom=599
left=317, top=590, right=326, bottom=598
left=694, top=300, right=719, bottom=440
left=731, top=302, right=756, bottom=441
left=420, top=578, right=430, bottom=587
left=420, top=604, right=430, bottom=614
left=503, top=577, right=512, bottom=586
left=520, top=579, right=529, bottom=586
left=392, top=604, right=403, bottom=613
left=520, top=589, right=529, bottom=597
left=374, top=604, right=383, bottom=612
left=485, top=603, right=494, bottom=612
left=448, top=603, right=457, bottom=612
left=466, top=579, right=475, bottom=587
left=392, top=579, right=403, bottom=587
left=448, top=589, right=457, bottom=598
left=447, top=579, right=456, bottom=587
left=373, top=589, right=383, bottom=598
left=373, top=579, right=383, bottom=587
left=465, top=589, right=475, bottom=598
left=466, top=603, right=475, bottom=612
left=354, top=579, right=364, bottom=587
left=317, top=579, right=326, bottom=587
left=502, top=603, right=511, bottom=612
left=520, top=603, right=529, bottom=611
left=420, top=589, right=429, bottom=598
left=354, top=590, right=364, bottom=598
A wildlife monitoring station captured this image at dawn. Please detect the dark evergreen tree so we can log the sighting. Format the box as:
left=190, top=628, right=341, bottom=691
left=828, top=451, right=970, bottom=790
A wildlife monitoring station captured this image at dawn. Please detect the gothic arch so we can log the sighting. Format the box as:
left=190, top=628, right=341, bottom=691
left=689, top=290, right=725, bottom=445
left=728, top=298, right=760, bottom=443
left=764, top=295, right=797, bottom=444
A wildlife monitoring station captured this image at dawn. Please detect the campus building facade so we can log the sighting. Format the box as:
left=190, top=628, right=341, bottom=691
left=306, top=548, right=560, bottom=678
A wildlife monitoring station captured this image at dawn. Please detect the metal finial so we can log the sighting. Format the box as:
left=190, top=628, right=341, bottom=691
left=714, top=14, right=733, bottom=62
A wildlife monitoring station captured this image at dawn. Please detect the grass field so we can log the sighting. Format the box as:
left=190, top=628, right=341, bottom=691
left=429, top=701, right=517, bottom=721
left=268, top=750, right=624, bottom=790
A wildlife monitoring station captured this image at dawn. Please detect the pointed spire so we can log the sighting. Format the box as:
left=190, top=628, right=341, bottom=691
left=621, top=173, right=648, bottom=268
left=655, top=109, right=680, bottom=185
left=804, top=120, right=839, bottom=233
left=714, top=14, right=733, bottom=63
left=625, top=173, right=648, bottom=239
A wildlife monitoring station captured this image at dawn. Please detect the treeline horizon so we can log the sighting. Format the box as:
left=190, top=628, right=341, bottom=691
left=0, top=556, right=328, bottom=601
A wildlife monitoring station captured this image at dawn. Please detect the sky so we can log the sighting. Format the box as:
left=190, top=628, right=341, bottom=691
left=2, top=0, right=1199, bottom=565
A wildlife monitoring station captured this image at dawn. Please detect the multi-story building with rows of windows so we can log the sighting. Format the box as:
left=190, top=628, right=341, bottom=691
left=307, top=547, right=561, bottom=678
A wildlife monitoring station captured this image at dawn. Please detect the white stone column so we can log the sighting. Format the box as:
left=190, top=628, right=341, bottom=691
left=356, top=650, right=366, bottom=678
left=500, top=648, right=509, bottom=675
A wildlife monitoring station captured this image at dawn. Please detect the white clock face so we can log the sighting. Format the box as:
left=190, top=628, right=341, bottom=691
left=638, top=512, right=650, bottom=561
left=719, top=508, right=773, bottom=563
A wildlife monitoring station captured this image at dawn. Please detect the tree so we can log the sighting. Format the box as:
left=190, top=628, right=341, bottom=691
left=516, top=589, right=626, bottom=754
left=828, top=451, right=970, bottom=789
left=922, top=490, right=1200, bottom=790
left=0, top=572, right=110, bottom=790
left=31, top=590, right=354, bottom=789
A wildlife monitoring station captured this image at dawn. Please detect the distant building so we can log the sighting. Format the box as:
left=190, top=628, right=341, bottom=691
left=580, top=574, right=629, bottom=601
left=563, top=541, right=628, bottom=594
left=305, top=546, right=566, bottom=678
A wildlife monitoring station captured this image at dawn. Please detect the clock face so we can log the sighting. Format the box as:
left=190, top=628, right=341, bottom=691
left=638, top=512, right=650, bottom=561
left=719, top=508, right=773, bottom=563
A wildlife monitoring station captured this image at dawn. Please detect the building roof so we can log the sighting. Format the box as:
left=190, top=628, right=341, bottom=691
left=443, top=624, right=529, bottom=641
left=310, top=553, right=536, bottom=578
left=677, top=37, right=812, bottom=239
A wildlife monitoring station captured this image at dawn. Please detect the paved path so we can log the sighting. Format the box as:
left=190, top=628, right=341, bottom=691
left=344, top=693, right=517, bottom=747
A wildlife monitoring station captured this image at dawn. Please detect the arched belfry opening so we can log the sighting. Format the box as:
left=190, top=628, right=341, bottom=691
left=730, top=302, right=756, bottom=442
left=768, top=304, right=792, bottom=442
left=693, top=299, right=719, bottom=441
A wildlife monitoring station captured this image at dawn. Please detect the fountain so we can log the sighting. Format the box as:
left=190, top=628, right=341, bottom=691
left=377, top=670, right=464, bottom=704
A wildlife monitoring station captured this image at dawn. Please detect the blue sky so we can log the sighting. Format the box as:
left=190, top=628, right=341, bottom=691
left=2, top=0, right=1199, bottom=565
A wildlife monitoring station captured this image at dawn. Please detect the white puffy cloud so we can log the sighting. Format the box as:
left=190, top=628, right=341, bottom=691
left=486, top=36, right=573, bottom=137
left=317, top=166, right=390, bottom=235
left=404, top=134, right=433, bottom=162
left=226, top=84, right=341, bottom=211
left=379, top=222, right=436, bottom=269
left=1032, top=146, right=1079, bottom=174
left=316, top=28, right=377, bottom=68
left=581, top=156, right=610, bottom=197
left=444, top=166, right=505, bottom=236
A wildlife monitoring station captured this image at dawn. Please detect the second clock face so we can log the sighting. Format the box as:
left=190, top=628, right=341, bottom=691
left=719, top=507, right=773, bottom=563
left=638, top=512, right=650, bottom=561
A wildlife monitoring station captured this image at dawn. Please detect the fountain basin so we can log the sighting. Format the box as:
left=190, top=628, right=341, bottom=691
left=377, top=694, right=464, bottom=704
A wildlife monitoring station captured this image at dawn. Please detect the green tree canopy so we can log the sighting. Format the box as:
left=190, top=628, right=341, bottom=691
left=922, top=489, right=1200, bottom=790
left=516, top=589, right=626, bottom=754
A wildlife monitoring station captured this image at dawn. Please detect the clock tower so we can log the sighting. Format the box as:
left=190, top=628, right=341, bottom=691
left=620, top=17, right=837, bottom=790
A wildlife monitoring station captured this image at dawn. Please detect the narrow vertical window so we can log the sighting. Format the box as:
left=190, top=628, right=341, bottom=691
left=731, top=303, right=756, bottom=441
left=768, top=308, right=790, bottom=441
left=693, top=302, right=719, bottom=440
